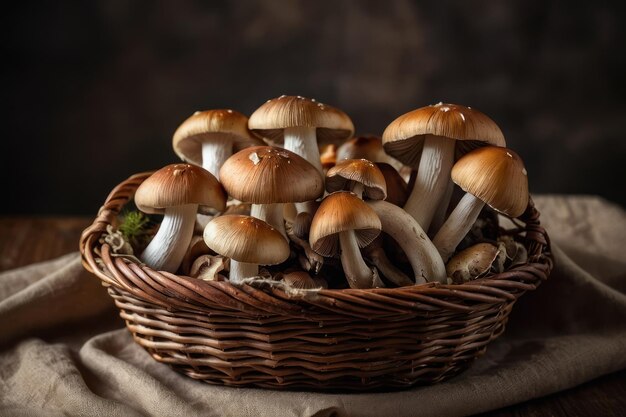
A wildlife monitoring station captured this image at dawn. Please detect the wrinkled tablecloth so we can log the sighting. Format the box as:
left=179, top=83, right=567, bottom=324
left=1, top=195, right=625, bottom=417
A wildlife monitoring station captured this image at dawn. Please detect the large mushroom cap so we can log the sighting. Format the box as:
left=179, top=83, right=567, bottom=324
left=325, top=159, right=387, bottom=200
left=309, top=191, right=381, bottom=257
left=248, top=95, right=354, bottom=145
left=203, top=215, right=289, bottom=265
left=219, top=146, right=324, bottom=204
left=173, top=109, right=263, bottom=165
left=452, top=146, right=529, bottom=217
left=382, top=103, right=506, bottom=166
left=135, top=163, right=227, bottom=214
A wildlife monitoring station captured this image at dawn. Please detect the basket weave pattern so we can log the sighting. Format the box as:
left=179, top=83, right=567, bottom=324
left=80, top=172, right=552, bottom=391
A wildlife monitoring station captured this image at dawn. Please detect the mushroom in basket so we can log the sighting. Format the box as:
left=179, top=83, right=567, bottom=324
left=172, top=109, right=263, bottom=180
left=134, top=163, right=226, bottom=272
left=203, top=215, right=290, bottom=283
left=433, top=146, right=529, bottom=262
left=309, top=191, right=384, bottom=289
left=219, top=146, right=323, bottom=239
left=382, top=103, right=506, bottom=233
left=249, top=95, right=354, bottom=176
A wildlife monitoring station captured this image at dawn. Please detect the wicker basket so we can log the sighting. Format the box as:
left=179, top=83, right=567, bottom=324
left=80, top=171, right=552, bottom=391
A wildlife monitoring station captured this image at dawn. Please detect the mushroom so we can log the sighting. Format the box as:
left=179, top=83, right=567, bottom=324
left=309, top=191, right=384, bottom=289
left=135, top=164, right=226, bottom=272
left=203, top=215, right=290, bottom=283
left=172, top=109, right=264, bottom=180
left=446, top=242, right=502, bottom=283
left=382, top=103, right=506, bottom=231
left=325, top=158, right=387, bottom=200
left=432, top=146, right=529, bottom=262
left=366, top=200, right=447, bottom=284
left=248, top=95, right=354, bottom=175
left=219, top=146, right=324, bottom=240
left=189, top=254, right=229, bottom=281
left=181, top=235, right=211, bottom=275
left=336, top=135, right=403, bottom=171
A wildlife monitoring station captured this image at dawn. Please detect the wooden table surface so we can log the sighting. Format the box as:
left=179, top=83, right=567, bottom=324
left=1, top=217, right=624, bottom=416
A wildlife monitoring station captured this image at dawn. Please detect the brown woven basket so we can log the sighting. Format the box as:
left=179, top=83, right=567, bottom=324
left=80, top=171, right=552, bottom=391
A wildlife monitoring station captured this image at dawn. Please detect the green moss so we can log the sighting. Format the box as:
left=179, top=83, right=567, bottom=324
left=119, top=211, right=155, bottom=249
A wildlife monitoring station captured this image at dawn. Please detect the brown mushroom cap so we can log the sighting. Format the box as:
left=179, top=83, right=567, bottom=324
left=382, top=103, right=506, bottom=166
left=248, top=95, right=354, bottom=145
left=452, top=146, right=529, bottom=217
left=446, top=242, right=501, bottom=283
left=203, top=215, right=289, bottom=265
left=219, top=146, right=324, bottom=204
left=309, top=191, right=381, bottom=257
left=325, top=159, right=387, bottom=200
left=135, top=164, right=227, bottom=214
left=172, top=109, right=263, bottom=165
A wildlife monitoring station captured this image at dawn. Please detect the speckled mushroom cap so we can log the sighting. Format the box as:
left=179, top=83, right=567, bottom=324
left=135, top=164, right=227, bottom=214
left=203, top=215, right=289, bottom=265
left=309, top=191, right=381, bottom=257
left=382, top=103, right=506, bottom=167
left=219, top=146, right=324, bottom=204
left=248, top=95, right=355, bottom=145
left=452, top=146, right=529, bottom=217
left=325, top=159, right=387, bottom=200
left=172, top=109, right=263, bottom=165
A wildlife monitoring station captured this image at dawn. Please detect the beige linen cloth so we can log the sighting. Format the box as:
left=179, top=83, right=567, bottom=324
left=1, top=196, right=625, bottom=417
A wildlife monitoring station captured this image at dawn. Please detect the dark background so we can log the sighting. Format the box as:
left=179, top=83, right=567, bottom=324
left=2, top=0, right=625, bottom=215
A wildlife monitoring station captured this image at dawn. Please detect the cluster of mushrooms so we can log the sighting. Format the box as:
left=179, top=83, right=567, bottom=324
left=126, top=96, right=530, bottom=290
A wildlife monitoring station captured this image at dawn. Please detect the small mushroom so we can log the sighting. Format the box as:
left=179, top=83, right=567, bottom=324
left=189, top=254, right=229, bottom=281
left=172, top=109, right=263, bottom=180
left=446, top=242, right=502, bottom=283
left=383, top=103, right=506, bottom=231
left=366, top=200, right=447, bottom=284
left=249, top=95, right=354, bottom=176
left=219, top=146, right=324, bottom=240
left=135, top=164, right=226, bottom=272
left=203, top=215, right=290, bottom=283
left=310, top=191, right=384, bottom=289
left=433, top=146, right=529, bottom=262
left=325, top=158, right=387, bottom=200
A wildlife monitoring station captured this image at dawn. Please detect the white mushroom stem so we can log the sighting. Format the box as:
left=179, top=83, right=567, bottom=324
left=229, top=261, right=258, bottom=284
left=251, top=203, right=287, bottom=240
left=403, top=135, right=455, bottom=231
left=339, top=230, right=384, bottom=289
left=432, top=193, right=485, bottom=262
left=349, top=181, right=365, bottom=199
left=202, top=139, right=234, bottom=180
left=429, top=178, right=454, bottom=236
left=140, top=204, right=197, bottom=272
left=284, top=126, right=323, bottom=175
left=367, top=200, right=446, bottom=284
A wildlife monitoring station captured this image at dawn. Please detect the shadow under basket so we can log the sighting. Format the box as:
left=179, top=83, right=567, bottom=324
left=80, top=172, right=553, bottom=392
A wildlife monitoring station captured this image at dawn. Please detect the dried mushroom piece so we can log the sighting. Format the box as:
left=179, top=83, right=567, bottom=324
left=190, top=254, right=228, bottom=281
